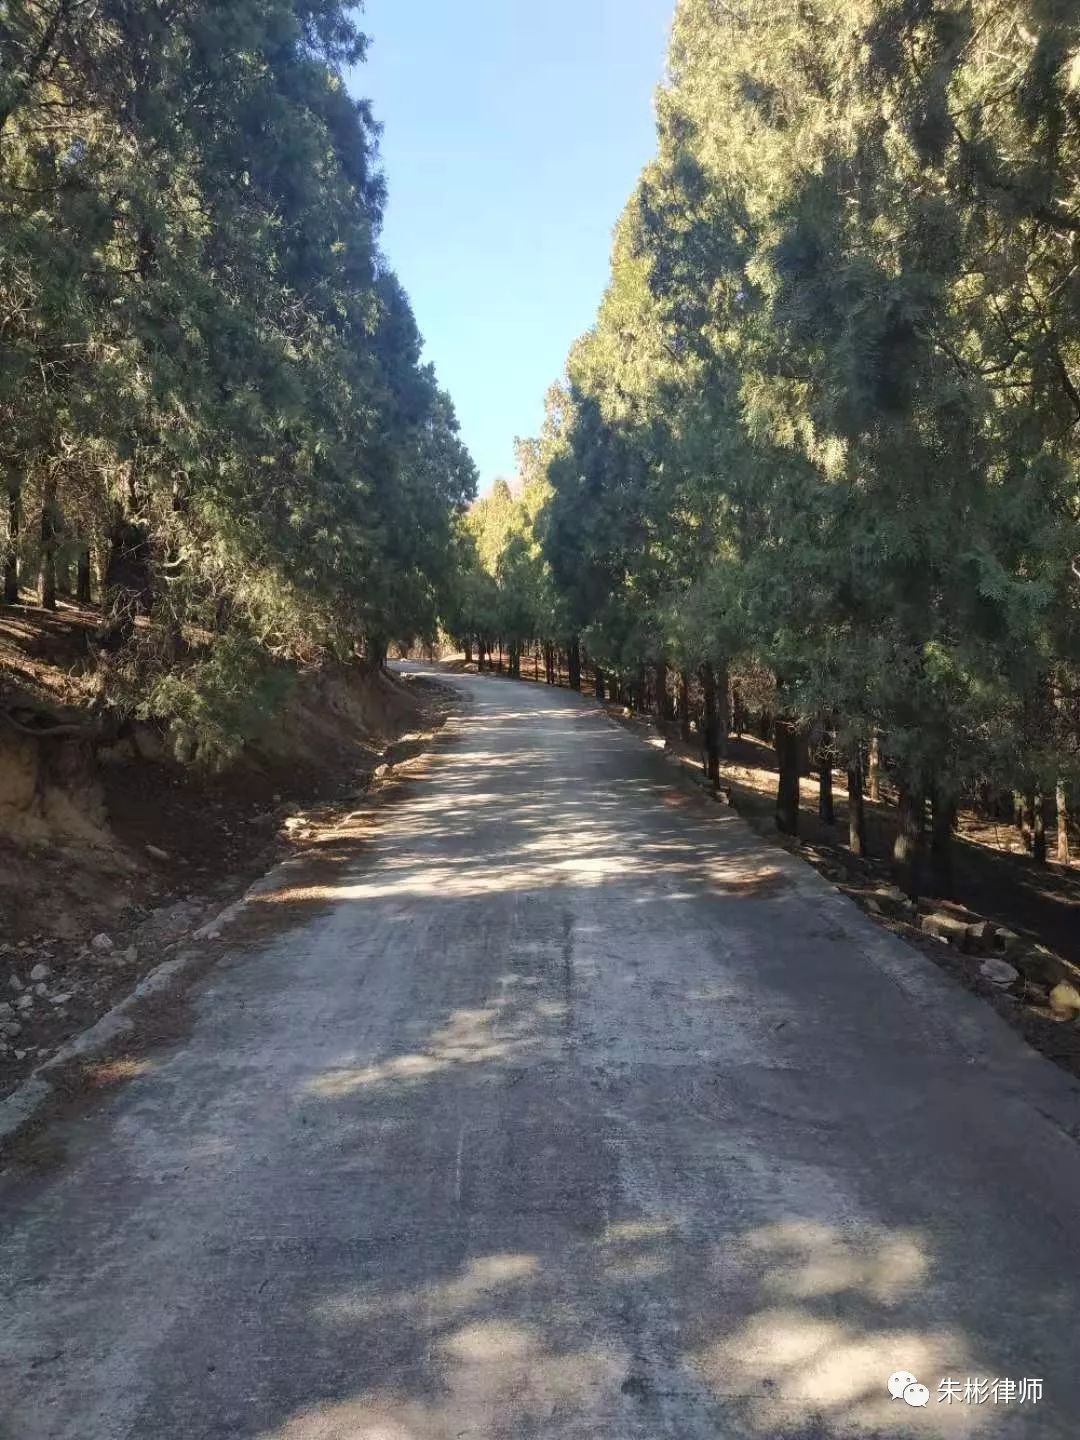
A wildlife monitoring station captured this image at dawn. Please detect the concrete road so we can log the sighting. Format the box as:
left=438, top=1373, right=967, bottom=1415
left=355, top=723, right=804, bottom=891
left=3, top=670, right=1080, bottom=1440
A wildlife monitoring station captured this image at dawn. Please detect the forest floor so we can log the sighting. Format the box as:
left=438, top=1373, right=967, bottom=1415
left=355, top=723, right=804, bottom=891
left=0, top=600, right=458, bottom=1100
left=462, top=658, right=1080, bottom=1085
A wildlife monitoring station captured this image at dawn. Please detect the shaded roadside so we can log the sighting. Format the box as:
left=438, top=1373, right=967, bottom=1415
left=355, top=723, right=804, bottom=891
left=0, top=667, right=459, bottom=1102
left=457, top=657, right=1080, bottom=1090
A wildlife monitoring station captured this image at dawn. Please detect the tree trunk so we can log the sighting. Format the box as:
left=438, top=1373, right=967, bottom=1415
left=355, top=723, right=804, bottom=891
left=655, top=661, right=671, bottom=720
left=38, top=472, right=59, bottom=611
left=1031, top=789, right=1047, bottom=865
left=868, top=732, right=882, bottom=802
left=893, top=782, right=927, bottom=898
left=1057, top=780, right=1070, bottom=864
left=715, top=660, right=730, bottom=758
left=1016, top=789, right=1029, bottom=842
left=568, top=636, right=582, bottom=691
left=699, top=665, right=721, bottom=789
left=100, top=505, right=154, bottom=648
left=76, top=544, right=92, bottom=604
left=774, top=717, right=800, bottom=836
left=796, top=730, right=812, bottom=778
left=1020, top=789, right=1041, bottom=854
left=847, top=751, right=867, bottom=858
left=731, top=682, right=745, bottom=739
left=594, top=665, right=606, bottom=702
left=818, top=724, right=835, bottom=825
left=929, top=783, right=957, bottom=897
left=989, top=788, right=1012, bottom=821
left=632, top=664, right=645, bottom=713
left=4, top=469, right=20, bottom=604
left=819, top=760, right=834, bottom=825
left=462, top=638, right=472, bottom=665
left=678, top=670, right=691, bottom=742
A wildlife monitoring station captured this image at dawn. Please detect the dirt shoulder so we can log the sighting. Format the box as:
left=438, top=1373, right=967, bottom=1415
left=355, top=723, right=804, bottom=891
left=642, top=715, right=1080, bottom=1089
left=0, top=625, right=460, bottom=1101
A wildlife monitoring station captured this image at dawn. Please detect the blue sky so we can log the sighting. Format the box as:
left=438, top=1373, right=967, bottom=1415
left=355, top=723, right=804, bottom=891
left=348, top=1, right=675, bottom=492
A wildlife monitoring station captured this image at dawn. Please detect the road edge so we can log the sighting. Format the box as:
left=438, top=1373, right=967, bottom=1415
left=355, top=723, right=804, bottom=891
left=0, top=681, right=466, bottom=1152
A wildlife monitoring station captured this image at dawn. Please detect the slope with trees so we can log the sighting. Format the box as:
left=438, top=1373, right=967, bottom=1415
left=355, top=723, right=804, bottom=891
left=0, top=0, right=475, bottom=765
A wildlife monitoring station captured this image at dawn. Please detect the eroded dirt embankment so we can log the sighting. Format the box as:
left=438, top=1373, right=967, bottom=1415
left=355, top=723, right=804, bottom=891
left=0, top=614, right=456, bottom=1098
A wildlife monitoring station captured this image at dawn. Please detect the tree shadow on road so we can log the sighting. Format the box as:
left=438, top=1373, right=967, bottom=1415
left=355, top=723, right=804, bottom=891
left=3, top=686, right=1076, bottom=1439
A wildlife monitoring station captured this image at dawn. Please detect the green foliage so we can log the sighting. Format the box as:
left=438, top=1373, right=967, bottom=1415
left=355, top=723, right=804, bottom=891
left=0, top=0, right=475, bottom=755
left=446, top=452, right=562, bottom=664
left=500, top=0, right=1080, bottom=831
left=142, top=634, right=296, bottom=769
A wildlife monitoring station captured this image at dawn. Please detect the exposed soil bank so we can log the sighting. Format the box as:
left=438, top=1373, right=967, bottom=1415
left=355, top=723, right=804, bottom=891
left=0, top=623, right=457, bottom=1099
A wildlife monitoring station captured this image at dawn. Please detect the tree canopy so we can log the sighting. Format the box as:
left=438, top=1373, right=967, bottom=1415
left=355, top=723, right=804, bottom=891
left=1, top=0, right=476, bottom=761
left=450, top=0, right=1080, bottom=894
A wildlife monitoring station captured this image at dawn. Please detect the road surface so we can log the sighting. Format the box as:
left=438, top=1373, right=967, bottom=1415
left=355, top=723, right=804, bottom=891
left=3, top=669, right=1080, bottom=1439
